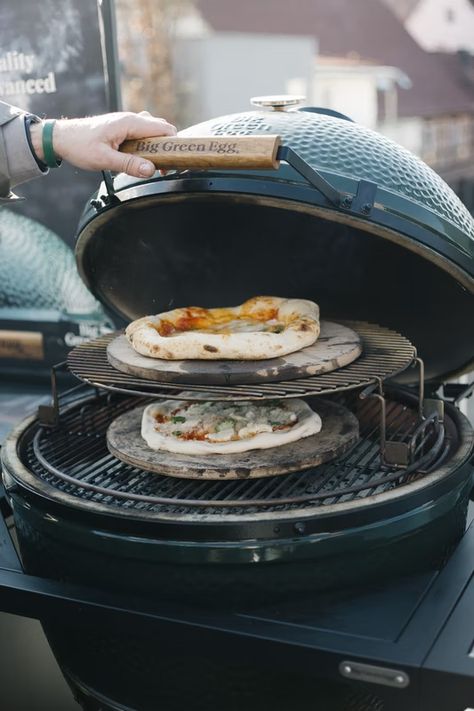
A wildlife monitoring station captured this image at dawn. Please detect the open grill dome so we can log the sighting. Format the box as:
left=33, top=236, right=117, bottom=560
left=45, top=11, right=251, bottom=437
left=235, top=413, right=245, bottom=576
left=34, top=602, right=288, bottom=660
left=75, top=101, right=474, bottom=384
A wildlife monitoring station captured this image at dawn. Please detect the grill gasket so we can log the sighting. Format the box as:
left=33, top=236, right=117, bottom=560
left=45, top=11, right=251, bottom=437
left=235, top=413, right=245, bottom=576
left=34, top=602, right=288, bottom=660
left=67, top=322, right=416, bottom=401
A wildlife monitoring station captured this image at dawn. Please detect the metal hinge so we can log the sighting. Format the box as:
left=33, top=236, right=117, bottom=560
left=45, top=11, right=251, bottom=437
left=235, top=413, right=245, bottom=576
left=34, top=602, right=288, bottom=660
left=90, top=171, right=121, bottom=211
left=343, top=178, right=378, bottom=216
left=278, top=146, right=377, bottom=215
left=339, top=661, right=409, bottom=689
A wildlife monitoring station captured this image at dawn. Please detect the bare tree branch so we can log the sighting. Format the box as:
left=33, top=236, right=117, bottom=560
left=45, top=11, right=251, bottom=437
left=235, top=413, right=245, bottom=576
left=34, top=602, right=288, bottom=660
left=115, top=0, right=194, bottom=126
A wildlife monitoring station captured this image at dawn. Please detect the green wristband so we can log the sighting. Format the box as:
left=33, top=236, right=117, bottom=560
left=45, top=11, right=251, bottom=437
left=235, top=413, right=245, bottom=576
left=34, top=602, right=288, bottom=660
left=42, top=119, right=62, bottom=168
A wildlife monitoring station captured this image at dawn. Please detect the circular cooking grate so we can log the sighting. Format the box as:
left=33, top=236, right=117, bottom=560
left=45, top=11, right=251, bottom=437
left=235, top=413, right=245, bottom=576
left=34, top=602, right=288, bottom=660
left=18, top=389, right=450, bottom=523
left=67, top=322, right=416, bottom=401
left=106, top=321, right=362, bottom=386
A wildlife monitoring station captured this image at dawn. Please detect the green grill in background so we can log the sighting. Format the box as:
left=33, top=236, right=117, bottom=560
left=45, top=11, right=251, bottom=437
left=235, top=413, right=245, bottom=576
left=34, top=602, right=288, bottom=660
left=0, top=208, right=112, bottom=376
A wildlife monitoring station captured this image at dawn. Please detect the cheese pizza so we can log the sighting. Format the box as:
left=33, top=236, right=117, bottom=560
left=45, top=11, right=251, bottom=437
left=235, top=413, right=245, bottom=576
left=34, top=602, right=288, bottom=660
left=126, top=296, right=320, bottom=360
left=141, top=395, right=322, bottom=455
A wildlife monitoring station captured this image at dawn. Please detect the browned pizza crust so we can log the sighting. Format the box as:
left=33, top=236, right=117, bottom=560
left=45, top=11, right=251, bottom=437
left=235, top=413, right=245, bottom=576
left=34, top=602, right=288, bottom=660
left=126, top=296, right=320, bottom=360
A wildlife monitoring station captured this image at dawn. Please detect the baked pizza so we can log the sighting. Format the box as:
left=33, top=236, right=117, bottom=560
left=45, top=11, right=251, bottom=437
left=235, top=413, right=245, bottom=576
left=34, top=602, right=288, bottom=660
left=126, top=296, right=320, bottom=360
left=141, top=395, right=322, bottom=455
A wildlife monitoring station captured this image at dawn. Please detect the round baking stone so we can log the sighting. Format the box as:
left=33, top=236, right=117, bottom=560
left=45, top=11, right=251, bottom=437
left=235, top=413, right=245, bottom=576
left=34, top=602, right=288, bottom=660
left=107, top=321, right=362, bottom=386
left=106, top=400, right=359, bottom=480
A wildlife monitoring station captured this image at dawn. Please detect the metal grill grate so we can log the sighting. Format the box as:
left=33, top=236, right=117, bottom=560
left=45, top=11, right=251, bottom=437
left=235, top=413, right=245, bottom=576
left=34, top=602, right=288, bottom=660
left=22, top=389, right=448, bottom=519
left=67, top=322, right=416, bottom=401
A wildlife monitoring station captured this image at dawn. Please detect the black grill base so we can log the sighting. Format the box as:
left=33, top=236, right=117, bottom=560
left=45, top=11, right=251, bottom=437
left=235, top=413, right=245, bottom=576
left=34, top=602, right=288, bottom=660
left=50, top=622, right=386, bottom=711
left=12, top=485, right=469, bottom=608
left=4, top=386, right=473, bottom=607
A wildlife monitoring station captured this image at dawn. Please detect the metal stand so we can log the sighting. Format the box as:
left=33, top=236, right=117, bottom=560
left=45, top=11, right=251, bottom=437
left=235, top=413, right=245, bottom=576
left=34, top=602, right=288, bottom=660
left=38, top=352, right=446, bottom=476
left=359, top=358, right=445, bottom=469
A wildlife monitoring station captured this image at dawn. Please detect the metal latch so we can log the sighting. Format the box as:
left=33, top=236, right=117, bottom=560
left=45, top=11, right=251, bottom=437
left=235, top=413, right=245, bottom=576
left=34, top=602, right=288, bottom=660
left=423, top=398, right=445, bottom=422
left=339, top=661, right=409, bottom=689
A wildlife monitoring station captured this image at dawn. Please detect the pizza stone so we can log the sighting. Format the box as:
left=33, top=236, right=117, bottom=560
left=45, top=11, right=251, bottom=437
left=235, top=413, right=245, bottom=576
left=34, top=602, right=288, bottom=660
left=126, top=296, right=320, bottom=360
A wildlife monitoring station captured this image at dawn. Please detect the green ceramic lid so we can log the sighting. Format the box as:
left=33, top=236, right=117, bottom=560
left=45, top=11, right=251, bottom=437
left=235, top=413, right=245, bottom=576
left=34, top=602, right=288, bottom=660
left=76, top=102, right=474, bottom=383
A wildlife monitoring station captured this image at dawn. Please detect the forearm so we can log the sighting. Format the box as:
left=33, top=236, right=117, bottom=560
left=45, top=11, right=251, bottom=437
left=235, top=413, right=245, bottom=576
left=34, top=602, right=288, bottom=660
left=28, top=120, right=45, bottom=162
left=1, top=105, right=176, bottom=195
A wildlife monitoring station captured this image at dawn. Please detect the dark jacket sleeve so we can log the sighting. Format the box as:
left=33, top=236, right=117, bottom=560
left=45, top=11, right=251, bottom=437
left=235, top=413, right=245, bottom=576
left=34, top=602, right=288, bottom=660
left=0, top=100, right=47, bottom=202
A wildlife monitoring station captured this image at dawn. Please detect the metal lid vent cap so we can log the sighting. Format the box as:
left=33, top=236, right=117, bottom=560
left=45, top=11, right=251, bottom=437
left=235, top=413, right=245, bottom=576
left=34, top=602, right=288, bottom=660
left=250, top=94, right=306, bottom=111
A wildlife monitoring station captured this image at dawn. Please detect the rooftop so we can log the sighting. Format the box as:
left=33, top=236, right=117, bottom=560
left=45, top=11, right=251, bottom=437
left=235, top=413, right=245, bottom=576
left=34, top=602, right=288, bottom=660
left=196, top=0, right=474, bottom=118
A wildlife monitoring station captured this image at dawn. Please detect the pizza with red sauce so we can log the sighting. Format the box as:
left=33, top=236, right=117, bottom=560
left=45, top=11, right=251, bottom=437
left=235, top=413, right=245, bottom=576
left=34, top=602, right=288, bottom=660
left=141, top=394, right=323, bottom=454
left=126, top=296, right=320, bottom=360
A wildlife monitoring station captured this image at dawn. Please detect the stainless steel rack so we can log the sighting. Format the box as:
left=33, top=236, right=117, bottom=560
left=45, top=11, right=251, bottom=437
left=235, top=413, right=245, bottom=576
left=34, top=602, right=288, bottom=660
left=33, top=320, right=445, bottom=473
left=28, top=387, right=447, bottom=516
left=66, top=322, right=417, bottom=401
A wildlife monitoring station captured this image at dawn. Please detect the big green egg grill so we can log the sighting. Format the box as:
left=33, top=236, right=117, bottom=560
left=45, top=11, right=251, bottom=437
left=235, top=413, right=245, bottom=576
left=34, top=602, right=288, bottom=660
left=2, top=97, right=474, bottom=611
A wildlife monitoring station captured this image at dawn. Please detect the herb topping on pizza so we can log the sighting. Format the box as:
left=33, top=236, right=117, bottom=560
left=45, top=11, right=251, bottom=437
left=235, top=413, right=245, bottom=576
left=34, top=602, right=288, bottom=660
left=141, top=395, right=322, bottom=454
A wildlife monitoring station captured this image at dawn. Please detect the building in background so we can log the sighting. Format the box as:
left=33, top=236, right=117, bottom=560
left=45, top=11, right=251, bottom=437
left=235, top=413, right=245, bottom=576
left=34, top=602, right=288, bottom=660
left=115, top=1, right=316, bottom=127
left=114, top=0, right=474, bottom=211
left=172, top=33, right=315, bottom=126
left=192, top=0, right=474, bottom=208
left=309, top=57, right=411, bottom=130
left=382, top=0, right=474, bottom=53
left=378, top=0, right=474, bottom=207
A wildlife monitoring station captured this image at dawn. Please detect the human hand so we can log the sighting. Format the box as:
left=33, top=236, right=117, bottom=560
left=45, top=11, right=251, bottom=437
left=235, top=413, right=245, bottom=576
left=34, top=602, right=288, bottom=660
left=30, top=111, right=176, bottom=178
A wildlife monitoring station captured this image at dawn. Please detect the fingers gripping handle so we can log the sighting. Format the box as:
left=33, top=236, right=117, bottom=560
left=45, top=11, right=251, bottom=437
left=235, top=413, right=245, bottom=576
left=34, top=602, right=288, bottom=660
left=119, top=135, right=282, bottom=170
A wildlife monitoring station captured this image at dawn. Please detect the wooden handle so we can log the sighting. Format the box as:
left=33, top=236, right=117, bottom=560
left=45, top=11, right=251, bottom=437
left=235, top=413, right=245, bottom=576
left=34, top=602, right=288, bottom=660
left=119, top=135, right=281, bottom=170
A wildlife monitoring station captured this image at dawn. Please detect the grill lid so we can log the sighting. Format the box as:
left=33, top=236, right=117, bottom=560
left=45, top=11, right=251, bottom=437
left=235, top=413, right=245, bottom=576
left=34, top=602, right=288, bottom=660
left=75, top=99, right=474, bottom=383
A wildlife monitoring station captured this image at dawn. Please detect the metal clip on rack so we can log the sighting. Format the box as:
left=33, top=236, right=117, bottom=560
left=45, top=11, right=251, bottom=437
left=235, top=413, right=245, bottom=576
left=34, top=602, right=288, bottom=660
left=359, top=357, right=445, bottom=469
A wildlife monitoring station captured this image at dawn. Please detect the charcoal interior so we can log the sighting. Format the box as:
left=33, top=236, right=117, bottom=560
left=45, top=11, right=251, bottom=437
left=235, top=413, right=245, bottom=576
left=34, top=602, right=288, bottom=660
left=80, top=195, right=474, bottom=382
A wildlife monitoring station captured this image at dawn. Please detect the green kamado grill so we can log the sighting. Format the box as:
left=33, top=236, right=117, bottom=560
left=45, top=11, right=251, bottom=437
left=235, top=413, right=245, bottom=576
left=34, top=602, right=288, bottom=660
left=1, top=96, right=474, bottom=711
left=0, top=208, right=111, bottom=375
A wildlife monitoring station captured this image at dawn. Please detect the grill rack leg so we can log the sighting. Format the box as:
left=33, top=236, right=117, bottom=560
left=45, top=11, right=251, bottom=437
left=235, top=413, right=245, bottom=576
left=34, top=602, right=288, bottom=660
left=38, top=350, right=444, bottom=477
left=359, top=361, right=444, bottom=470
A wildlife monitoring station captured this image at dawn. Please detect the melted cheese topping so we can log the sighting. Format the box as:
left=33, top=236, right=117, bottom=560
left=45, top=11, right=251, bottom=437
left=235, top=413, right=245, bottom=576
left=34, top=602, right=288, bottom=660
left=152, top=400, right=298, bottom=443
left=151, top=298, right=287, bottom=337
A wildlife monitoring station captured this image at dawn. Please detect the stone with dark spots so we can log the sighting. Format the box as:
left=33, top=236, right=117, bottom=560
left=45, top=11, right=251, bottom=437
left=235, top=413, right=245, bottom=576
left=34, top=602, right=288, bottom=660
left=106, top=400, right=360, bottom=480
left=106, top=321, right=362, bottom=385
